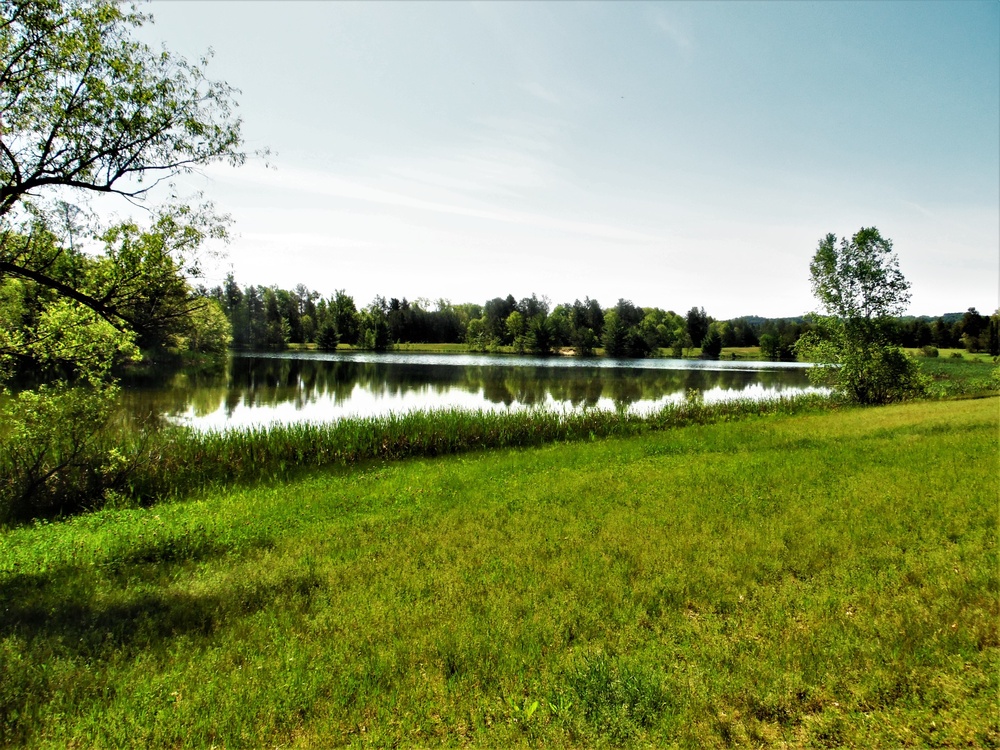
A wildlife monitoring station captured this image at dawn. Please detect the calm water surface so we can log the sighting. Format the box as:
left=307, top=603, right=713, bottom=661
left=120, top=352, right=821, bottom=431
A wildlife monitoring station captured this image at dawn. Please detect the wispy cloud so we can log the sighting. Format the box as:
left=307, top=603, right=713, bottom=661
left=368, top=114, right=564, bottom=199
left=217, top=162, right=660, bottom=245
left=240, top=231, right=377, bottom=251
left=653, top=12, right=694, bottom=59
left=372, top=145, right=553, bottom=199
left=520, top=81, right=562, bottom=105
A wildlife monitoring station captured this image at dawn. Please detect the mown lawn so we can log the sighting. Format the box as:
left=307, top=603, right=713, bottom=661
left=1, top=397, right=997, bottom=748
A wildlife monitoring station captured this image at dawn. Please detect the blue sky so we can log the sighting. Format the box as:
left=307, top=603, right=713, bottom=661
left=139, top=1, right=998, bottom=318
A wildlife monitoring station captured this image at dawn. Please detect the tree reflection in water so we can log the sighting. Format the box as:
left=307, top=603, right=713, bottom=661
left=118, top=353, right=820, bottom=430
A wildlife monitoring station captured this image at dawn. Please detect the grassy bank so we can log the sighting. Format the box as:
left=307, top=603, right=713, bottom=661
left=1, top=397, right=996, bottom=747
left=105, top=354, right=1000, bottom=508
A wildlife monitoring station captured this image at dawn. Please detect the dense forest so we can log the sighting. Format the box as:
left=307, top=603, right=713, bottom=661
left=200, top=274, right=1000, bottom=359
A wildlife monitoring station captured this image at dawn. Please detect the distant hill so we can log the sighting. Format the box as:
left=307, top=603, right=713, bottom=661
left=736, top=313, right=969, bottom=326
left=730, top=315, right=808, bottom=327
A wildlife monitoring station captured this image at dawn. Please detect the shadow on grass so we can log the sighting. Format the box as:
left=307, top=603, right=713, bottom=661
left=0, top=539, right=323, bottom=746
left=0, top=534, right=318, bottom=658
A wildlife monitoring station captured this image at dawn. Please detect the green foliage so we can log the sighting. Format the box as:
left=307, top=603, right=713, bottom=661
left=920, top=345, right=939, bottom=358
left=957, top=307, right=990, bottom=353
left=639, top=310, right=674, bottom=352
left=178, top=298, right=232, bottom=354
left=0, top=288, right=140, bottom=382
left=798, top=228, right=925, bottom=405
left=758, top=327, right=799, bottom=361
left=700, top=328, right=723, bottom=359
left=0, top=0, right=245, bottom=515
left=602, top=300, right=653, bottom=358
left=671, top=328, right=692, bottom=358
left=798, top=322, right=926, bottom=405
left=545, top=304, right=572, bottom=347
left=357, top=297, right=392, bottom=351
left=686, top=306, right=710, bottom=348
left=465, top=317, right=492, bottom=352
left=601, top=310, right=627, bottom=357
left=918, top=355, right=1000, bottom=399
left=0, top=0, right=244, bottom=217
left=0, top=382, right=139, bottom=523
left=330, top=290, right=360, bottom=345
left=88, top=205, right=230, bottom=350
left=525, top=314, right=553, bottom=355
left=758, top=332, right=781, bottom=361
left=316, top=320, right=339, bottom=351
left=0, top=0, right=243, bottom=345
left=808, top=228, right=910, bottom=321
left=505, top=310, right=526, bottom=353
left=570, top=325, right=598, bottom=357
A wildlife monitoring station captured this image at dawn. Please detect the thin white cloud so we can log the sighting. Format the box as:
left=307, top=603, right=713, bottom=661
left=521, top=81, right=562, bottom=105
left=375, top=147, right=552, bottom=198
left=239, top=231, right=377, bottom=251
left=653, top=13, right=694, bottom=58
left=369, top=114, right=566, bottom=198
left=214, top=162, right=661, bottom=244
left=470, top=114, right=563, bottom=154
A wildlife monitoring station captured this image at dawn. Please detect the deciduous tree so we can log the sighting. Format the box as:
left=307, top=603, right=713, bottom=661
left=0, top=0, right=245, bottom=520
left=796, top=228, right=924, bottom=404
left=1, top=0, right=244, bottom=342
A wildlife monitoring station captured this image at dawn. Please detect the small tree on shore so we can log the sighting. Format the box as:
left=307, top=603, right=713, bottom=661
left=796, top=227, right=924, bottom=404
left=700, top=329, right=723, bottom=359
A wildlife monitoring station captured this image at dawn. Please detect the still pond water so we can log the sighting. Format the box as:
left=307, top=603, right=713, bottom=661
left=120, top=352, right=821, bottom=432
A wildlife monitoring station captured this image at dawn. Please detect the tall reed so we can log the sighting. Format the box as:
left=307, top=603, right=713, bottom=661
left=123, top=394, right=831, bottom=504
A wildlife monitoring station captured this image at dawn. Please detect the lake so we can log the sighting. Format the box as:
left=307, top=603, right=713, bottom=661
left=120, top=352, right=821, bottom=431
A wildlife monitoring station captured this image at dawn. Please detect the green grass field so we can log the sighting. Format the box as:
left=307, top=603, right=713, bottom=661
left=2, top=397, right=996, bottom=748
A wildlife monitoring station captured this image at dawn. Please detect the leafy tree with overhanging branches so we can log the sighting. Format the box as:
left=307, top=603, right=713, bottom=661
left=0, top=0, right=245, bottom=521
left=795, top=227, right=925, bottom=405
left=0, top=0, right=244, bottom=357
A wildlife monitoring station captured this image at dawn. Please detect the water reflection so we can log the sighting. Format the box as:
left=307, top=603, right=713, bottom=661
left=119, top=352, right=822, bottom=431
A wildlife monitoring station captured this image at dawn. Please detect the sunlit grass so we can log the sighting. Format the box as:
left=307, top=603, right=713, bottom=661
left=1, top=397, right=996, bottom=747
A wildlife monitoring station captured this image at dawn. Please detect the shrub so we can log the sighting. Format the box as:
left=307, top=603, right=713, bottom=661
left=0, top=383, right=141, bottom=523
left=920, top=345, right=939, bottom=358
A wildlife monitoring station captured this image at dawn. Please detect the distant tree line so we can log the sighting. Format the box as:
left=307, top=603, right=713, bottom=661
left=200, top=274, right=999, bottom=358
left=886, top=308, right=998, bottom=354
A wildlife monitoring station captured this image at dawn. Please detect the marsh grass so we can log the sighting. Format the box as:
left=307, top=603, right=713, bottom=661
left=916, top=354, right=998, bottom=398
left=134, top=394, right=835, bottom=503
left=1, top=397, right=996, bottom=747
left=0, top=393, right=831, bottom=523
